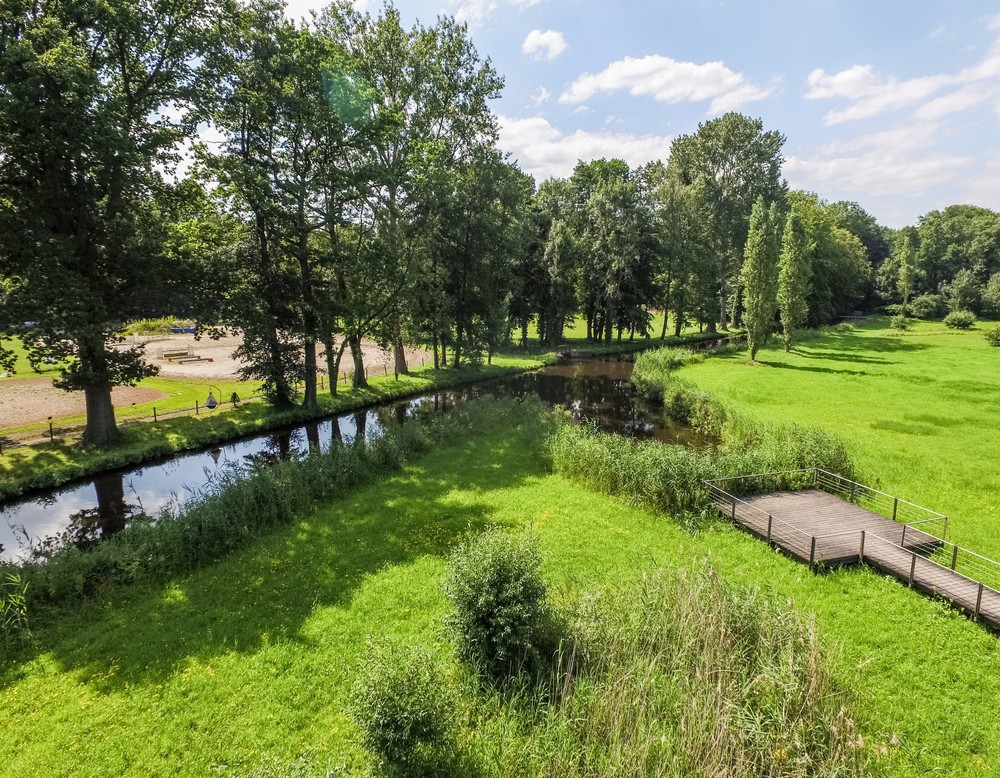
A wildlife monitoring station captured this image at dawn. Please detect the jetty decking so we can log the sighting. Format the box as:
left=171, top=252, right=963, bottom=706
left=706, top=469, right=1000, bottom=629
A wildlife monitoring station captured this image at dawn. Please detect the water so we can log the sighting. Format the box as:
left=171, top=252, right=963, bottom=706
left=0, top=356, right=708, bottom=561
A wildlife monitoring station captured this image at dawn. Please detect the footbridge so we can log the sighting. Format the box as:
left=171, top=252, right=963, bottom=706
left=705, top=468, right=1000, bottom=629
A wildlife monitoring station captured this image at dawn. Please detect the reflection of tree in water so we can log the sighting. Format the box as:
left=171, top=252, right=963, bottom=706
left=33, top=472, right=138, bottom=557
left=353, top=410, right=367, bottom=445
left=305, top=421, right=321, bottom=455
left=243, top=431, right=294, bottom=468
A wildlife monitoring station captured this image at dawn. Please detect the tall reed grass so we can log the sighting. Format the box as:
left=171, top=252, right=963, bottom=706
left=469, top=566, right=868, bottom=777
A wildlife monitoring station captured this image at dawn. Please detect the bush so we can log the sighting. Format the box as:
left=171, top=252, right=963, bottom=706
left=890, top=315, right=909, bottom=330
left=631, top=347, right=704, bottom=400
left=443, top=528, right=551, bottom=680
left=351, top=640, right=457, bottom=773
left=1, top=572, right=30, bottom=649
left=985, top=326, right=1000, bottom=347
left=944, top=310, right=976, bottom=329
left=909, top=293, right=946, bottom=320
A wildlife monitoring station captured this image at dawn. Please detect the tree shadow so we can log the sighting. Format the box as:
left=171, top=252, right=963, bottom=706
left=1, top=431, right=544, bottom=692
left=757, top=361, right=870, bottom=377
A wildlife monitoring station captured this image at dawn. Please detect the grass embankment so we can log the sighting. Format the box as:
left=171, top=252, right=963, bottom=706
left=669, top=318, right=1000, bottom=560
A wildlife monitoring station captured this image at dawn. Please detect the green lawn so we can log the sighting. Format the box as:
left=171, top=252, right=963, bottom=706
left=676, top=318, right=1000, bottom=560
left=4, top=414, right=1000, bottom=776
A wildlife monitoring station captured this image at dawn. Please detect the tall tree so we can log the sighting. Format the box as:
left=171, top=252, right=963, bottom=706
left=741, top=196, right=780, bottom=360
left=0, top=0, right=224, bottom=444
left=666, top=113, right=786, bottom=331
left=778, top=205, right=811, bottom=351
left=895, top=228, right=918, bottom=317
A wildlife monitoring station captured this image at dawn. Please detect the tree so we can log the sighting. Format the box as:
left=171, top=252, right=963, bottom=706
left=666, top=113, right=786, bottom=331
left=741, top=196, right=780, bottom=360
left=778, top=205, right=811, bottom=351
left=895, top=229, right=919, bottom=317
left=0, top=0, right=224, bottom=444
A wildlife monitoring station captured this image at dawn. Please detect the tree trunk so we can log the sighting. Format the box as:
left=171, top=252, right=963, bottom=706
left=82, top=384, right=118, bottom=446
left=323, top=334, right=338, bottom=397
left=392, top=327, right=409, bottom=376
left=604, top=300, right=614, bottom=346
left=520, top=316, right=528, bottom=348
left=302, top=336, right=318, bottom=410
left=719, top=277, right=730, bottom=332
left=349, top=336, right=368, bottom=389
left=432, top=334, right=440, bottom=370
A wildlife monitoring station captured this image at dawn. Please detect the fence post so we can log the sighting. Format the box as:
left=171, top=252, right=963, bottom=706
left=196, top=399, right=199, bottom=415
left=48, top=417, right=54, bottom=443
left=892, top=497, right=899, bottom=521
left=908, top=553, right=916, bottom=587
left=809, top=537, right=817, bottom=568
left=951, top=545, right=959, bottom=571
left=153, top=407, right=157, bottom=422
left=766, top=515, right=772, bottom=543
left=975, top=583, right=984, bottom=621
left=859, top=530, right=866, bottom=563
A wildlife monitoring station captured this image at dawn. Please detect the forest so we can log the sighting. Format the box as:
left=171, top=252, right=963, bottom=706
left=2, top=0, right=999, bottom=446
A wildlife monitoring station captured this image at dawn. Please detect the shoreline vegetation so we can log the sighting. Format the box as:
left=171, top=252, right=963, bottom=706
left=0, top=327, right=732, bottom=502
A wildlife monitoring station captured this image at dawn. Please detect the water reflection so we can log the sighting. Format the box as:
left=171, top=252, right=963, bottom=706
left=0, top=356, right=710, bottom=560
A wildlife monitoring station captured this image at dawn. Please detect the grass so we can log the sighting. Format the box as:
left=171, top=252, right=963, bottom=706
left=4, top=409, right=1000, bottom=776
left=672, top=318, right=1000, bottom=560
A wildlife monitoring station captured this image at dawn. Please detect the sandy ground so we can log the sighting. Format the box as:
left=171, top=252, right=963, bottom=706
left=0, top=335, right=431, bottom=429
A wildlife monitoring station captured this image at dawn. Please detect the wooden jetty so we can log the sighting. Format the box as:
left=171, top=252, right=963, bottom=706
left=706, top=468, right=1000, bottom=629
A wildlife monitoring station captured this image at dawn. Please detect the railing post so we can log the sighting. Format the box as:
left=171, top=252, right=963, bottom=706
left=892, top=497, right=898, bottom=521
left=975, top=583, right=984, bottom=621
left=809, top=537, right=817, bottom=568
left=850, top=482, right=856, bottom=502
left=812, top=468, right=818, bottom=486
left=767, top=515, right=773, bottom=543
left=901, top=524, right=907, bottom=547
left=859, top=530, right=866, bottom=563
left=731, top=496, right=736, bottom=520
left=908, top=553, right=916, bottom=587
left=951, top=545, right=959, bottom=571
left=942, top=515, right=948, bottom=539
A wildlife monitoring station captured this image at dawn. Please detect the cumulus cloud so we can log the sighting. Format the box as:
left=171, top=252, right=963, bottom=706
left=522, top=29, right=567, bottom=61
left=806, top=32, right=1000, bottom=124
left=559, top=55, right=771, bottom=114
left=497, top=115, right=671, bottom=181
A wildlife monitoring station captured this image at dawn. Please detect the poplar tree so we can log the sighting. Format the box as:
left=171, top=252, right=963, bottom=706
left=741, top=196, right=780, bottom=360
left=778, top=205, right=811, bottom=351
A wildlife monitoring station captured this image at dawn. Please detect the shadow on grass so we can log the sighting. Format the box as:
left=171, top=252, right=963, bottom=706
left=757, top=361, right=871, bottom=377
left=1, top=430, right=542, bottom=693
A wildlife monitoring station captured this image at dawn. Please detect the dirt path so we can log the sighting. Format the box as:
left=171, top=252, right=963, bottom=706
left=0, top=378, right=168, bottom=429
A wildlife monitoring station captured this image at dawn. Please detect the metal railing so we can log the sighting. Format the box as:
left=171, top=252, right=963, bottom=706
left=812, top=469, right=947, bottom=536
left=860, top=531, right=1000, bottom=624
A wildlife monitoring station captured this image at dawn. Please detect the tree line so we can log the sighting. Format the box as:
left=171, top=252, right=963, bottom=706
left=1, top=0, right=996, bottom=446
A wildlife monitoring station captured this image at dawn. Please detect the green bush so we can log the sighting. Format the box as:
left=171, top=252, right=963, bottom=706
left=351, top=640, right=457, bottom=773
left=909, top=293, right=946, bottom=320
left=985, top=326, right=1000, bottom=347
left=443, top=528, right=551, bottom=680
left=1, top=572, right=30, bottom=649
left=890, top=315, right=909, bottom=330
left=944, top=310, right=976, bottom=329
left=631, top=347, right=704, bottom=400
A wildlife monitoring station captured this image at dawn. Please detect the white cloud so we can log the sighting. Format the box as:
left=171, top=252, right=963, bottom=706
left=453, top=0, right=498, bottom=28
left=806, top=32, right=1000, bottom=124
left=498, top=115, right=671, bottom=181
left=509, top=0, right=541, bottom=7
left=559, top=55, right=771, bottom=114
left=530, top=87, right=552, bottom=104
left=522, top=29, right=567, bottom=61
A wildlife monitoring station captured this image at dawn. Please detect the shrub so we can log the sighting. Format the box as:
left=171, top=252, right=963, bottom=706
left=909, top=293, right=946, bottom=320
left=631, top=347, right=704, bottom=400
left=944, top=310, right=976, bottom=329
left=443, top=528, right=551, bottom=680
left=890, top=315, right=909, bottom=330
left=985, top=326, right=1000, bottom=347
left=351, top=640, right=457, bottom=773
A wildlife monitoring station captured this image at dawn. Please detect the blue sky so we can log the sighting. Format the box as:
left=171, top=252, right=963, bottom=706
left=286, top=0, right=1000, bottom=228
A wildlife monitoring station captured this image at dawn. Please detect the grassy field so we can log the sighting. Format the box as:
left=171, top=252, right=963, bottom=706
left=3, top=412, right=1000, bottom=776
left=675, top=318, right=1000, bottom=560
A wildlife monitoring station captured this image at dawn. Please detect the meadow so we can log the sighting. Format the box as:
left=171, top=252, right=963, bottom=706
left=674, top=318, right=1000, bottom=560
left=3, top=319, right=1000, bottom=776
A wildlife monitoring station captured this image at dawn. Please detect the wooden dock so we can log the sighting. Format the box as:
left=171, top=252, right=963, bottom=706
left=707, top=470, right=1000, bottom=630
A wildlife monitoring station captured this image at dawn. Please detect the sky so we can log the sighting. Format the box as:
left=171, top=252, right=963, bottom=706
left=284, top=0, right=1000, bottom=228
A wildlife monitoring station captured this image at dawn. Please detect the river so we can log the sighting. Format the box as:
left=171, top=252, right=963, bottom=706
left=0, top=356, right=708, bottom=561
